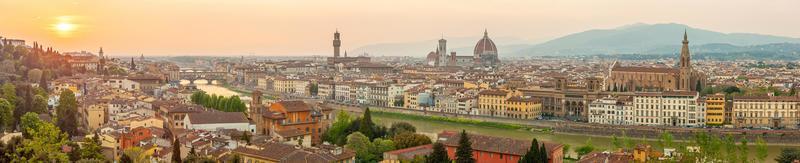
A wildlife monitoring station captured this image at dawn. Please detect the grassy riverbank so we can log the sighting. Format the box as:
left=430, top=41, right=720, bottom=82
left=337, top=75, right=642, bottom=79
left=372, top=110, right=531, bottom=130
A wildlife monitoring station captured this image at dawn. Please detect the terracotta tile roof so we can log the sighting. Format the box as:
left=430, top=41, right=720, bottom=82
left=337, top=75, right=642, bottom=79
left=187, top=112, right=249, bottom=124
left=611, top=66, right=678, bottom=74
left=479, top=89, right=509, bottom=96
left=273, top=101, right=312, bottom=112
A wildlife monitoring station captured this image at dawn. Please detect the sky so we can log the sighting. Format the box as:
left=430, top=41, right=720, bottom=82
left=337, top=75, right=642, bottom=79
left=1, top=0, right=799, bottom=57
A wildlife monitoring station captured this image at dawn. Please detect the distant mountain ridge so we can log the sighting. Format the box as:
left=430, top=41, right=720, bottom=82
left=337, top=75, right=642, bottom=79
left=513, top=23, right=800, bottom=56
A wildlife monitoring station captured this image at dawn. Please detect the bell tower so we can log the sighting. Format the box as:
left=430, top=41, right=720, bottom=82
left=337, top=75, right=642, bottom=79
left=679, top=30, right=693, bottom=90
left=333, top=30, right=341, bottom=58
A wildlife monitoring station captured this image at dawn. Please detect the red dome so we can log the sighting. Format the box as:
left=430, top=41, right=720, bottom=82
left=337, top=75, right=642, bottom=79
left=473, top=30, right=497, bottom=56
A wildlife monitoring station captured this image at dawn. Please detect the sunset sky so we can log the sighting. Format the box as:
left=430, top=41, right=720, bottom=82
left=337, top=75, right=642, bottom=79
left=1, top=0, right=799, bottom=56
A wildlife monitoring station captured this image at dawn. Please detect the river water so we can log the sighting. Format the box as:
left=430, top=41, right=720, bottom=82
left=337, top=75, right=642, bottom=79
left=179, top=80, right=251, bottom=101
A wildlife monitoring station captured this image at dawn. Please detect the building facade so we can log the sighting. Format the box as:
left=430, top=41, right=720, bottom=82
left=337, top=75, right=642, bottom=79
left=732, top=96, right=800, bottom=129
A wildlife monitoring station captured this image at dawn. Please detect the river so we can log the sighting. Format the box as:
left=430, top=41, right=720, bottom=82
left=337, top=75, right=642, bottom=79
left=179, top=80, right=251, bottom=102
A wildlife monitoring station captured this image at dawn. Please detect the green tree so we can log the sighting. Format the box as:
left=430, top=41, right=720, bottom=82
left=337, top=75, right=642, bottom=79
left=1, top=83, right=16, bottom=104
left=81, top=132, right=105, bottom=160
left=31, top=95, right=48, bottom=114
left=388, top=122, right=416, bottom=136
left=756, top=136, right=768, bottom=163
left=519, top=138, right=540, bottom=163
left=172, top=138, right=182, bottom=163
left=392, top=133, right=432, bottom=149
left=372, top=138, right=396, bottom=160
left=119, top=153, right=133, bottom=163
left=56, top=89, right=80, bottom=136
left=323, top=111, right=353, bottom=145
left=611, top=135, right=622, bottom=150
left=358, top=108, right=375, bottom=139
left=722, top=135, right=738, bottom=163
left=575, top=139, right=595, bottom=159
left=427, top=142, right=450, bottom=163
left=14, top=112, right=70, bottom=162
left=455, top=130, right=475, bottom=163
left=345, top=132, right=377, bottom=162
left=124, top=147, right=151, bottom=163
left=0, top=98, right=13, bottom=132
left=659, top=131, right=674, bottom=149
left=539, top=144, right=548, bottom=162
left=776, top=148, right=800, bottom=163
left=739, top=138, right=749, bottom=163
left=562, top=144, right=571, bottom=159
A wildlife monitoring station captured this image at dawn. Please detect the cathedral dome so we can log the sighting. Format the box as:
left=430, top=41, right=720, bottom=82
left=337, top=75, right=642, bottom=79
left=473, top=29, right=497, bottom=57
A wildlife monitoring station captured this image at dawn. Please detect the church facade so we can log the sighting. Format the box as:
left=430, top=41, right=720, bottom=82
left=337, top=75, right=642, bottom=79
left=605, top=32, right=706, bottom=92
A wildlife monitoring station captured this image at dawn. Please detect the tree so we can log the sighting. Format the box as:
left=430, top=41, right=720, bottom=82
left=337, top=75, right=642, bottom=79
left=723, top=86, right=741, bottom=95
left=427, top=142, right=450, bottom=163
left=575, top=139, right=596, bottom=159
left=27, top=68, right=42, bottom=83
left=309, top=83, right=319, bottom=96
left=562, top=144, right=571, bottom=159
left=56, top=89, right=80, bottom=137
left=14, top=112, right=70, bottom=162
left=323, top=111, right=353, bottom=145
left=389, top=122, right=416, bottom=136
left=539, top=144, right=548, bottom=162
left=345, top=132, right=377, bottom=162
left=80, top=132, right=105, bottom=160
left=392, top=133, right=432, bottom=149
left=372, top=138, right=396, bottom=160
left=455, top=130, right=475, bottom=163
left=359, top=108, right=375, bottom=139
left=124, top=147, right=151, bottom=163
left=756, top=136, right=768, bottom=163
left=0, top=98, right=13, bottom=132
left=119, top=153, right=133, bottom=163
left=520, top=138, right=540, bottom=163
left=31, top=95, right=47, bottom=114
left=1, top=83, right=16, bottom=104
left=739, top=138, right=749, bottom=163
left=776, top=148, right=800, bottom=163
left=659, top=131, right=674, bottom=149
left=611, top=135, right=622, bottom=150
left=172, top=138, right=182, bottom=163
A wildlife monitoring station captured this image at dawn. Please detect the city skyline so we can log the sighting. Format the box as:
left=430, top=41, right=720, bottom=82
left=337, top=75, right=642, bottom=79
left=2, top=0, right=800, bottom=56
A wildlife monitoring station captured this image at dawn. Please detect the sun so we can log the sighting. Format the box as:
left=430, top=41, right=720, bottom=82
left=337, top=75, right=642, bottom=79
left=55, top=22, right=76, bottom=32
left=50, top=16, right=80, bottom=38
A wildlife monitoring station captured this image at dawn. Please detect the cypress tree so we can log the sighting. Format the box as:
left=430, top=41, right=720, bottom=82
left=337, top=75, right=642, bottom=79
left=358, top=107, right=374, bottom=139
left=427, top=142, right=450, bottom=163
left=539, top=145, right=548, bottom=163
left=455, top=130, right=475, bottom=163
left=172, top=138, right=182, bottom=163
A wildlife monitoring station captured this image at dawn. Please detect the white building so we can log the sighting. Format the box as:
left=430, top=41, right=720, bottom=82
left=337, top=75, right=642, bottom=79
left=588, top=96, right=634, bottom=125
left=633, top=91, right=705, bottom=127
left=183, top=112, right=254, bottom=132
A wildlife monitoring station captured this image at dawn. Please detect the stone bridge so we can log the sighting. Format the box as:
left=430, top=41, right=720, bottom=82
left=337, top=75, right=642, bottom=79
left=169, top=68, right=228, bottom=84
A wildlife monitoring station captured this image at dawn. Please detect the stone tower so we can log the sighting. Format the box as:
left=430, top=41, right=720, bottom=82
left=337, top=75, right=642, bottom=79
left=98, top=47, right=105, bottom=74
left=333, top=30, right=341, bottom=58
left=679, top=30, right=692, bottom=90
left=438, top=37, right=447, bottom=66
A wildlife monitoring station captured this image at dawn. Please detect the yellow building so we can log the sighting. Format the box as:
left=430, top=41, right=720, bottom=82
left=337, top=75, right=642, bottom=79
left=478, top=89, right=541, bottom=119
left=705, top=94, right=726, bottom=126
left=85, top=103, right=107, bottom=132
left=733, top=96, right=800, bottom=129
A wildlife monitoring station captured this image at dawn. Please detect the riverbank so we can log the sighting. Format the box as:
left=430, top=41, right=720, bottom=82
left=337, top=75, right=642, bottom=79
left=363, top=108, right=793, bottom=162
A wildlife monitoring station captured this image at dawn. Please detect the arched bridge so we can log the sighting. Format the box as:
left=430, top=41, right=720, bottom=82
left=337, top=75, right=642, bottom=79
left=169, top=68, right=228, bottom=84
